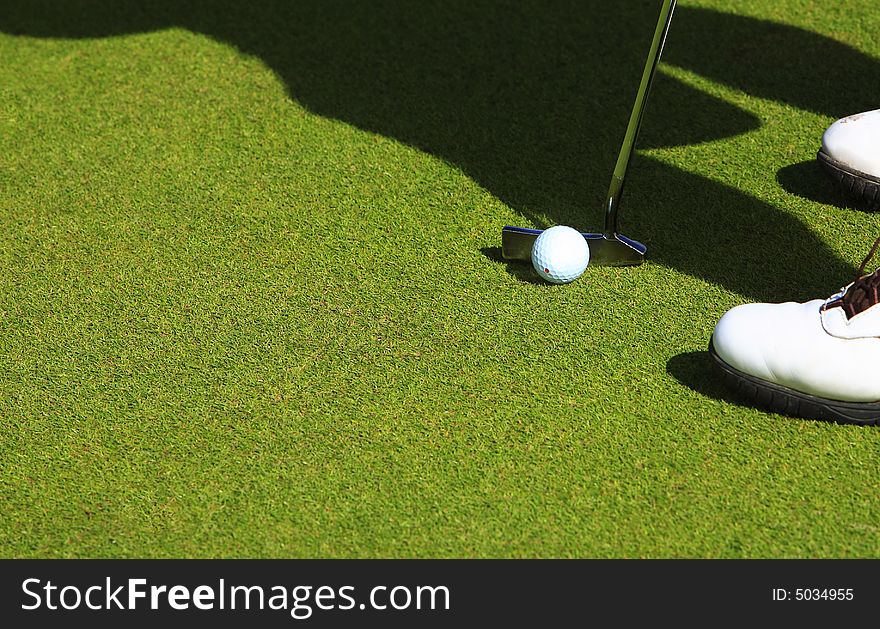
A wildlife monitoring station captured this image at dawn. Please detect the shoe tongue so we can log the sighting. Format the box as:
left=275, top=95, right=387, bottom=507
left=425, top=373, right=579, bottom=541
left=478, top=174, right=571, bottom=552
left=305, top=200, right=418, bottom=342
left=821, top=271, right=880, bottom=339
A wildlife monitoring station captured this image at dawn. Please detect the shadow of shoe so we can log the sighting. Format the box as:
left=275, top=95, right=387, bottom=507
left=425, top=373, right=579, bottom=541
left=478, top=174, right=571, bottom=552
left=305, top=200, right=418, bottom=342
left=666, top=350, right=729, bottom=402
left=776, top=160, right=857, bottom=210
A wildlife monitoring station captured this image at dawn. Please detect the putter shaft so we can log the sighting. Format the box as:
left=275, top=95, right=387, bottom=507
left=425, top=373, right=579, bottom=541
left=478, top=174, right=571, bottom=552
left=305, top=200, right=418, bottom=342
left=502, top=0, right=676, bottom=265
left=605, top=0, right=676, bottom=238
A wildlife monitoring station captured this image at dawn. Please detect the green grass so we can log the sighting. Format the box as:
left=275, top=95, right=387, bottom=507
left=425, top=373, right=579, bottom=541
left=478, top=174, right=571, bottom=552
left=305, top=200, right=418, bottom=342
left=1, top=0, right=879, bottom=558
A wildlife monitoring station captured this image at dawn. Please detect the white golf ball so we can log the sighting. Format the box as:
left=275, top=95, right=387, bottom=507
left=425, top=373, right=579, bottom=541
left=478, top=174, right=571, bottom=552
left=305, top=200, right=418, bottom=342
left=531, top=225, right=590, bottom=284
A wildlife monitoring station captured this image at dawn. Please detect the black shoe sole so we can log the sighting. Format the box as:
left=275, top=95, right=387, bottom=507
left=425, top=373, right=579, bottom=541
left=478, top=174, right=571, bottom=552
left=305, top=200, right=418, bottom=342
left=817, top=150, right=880, bottom=210
left=708, top=336, right=880, bottom=426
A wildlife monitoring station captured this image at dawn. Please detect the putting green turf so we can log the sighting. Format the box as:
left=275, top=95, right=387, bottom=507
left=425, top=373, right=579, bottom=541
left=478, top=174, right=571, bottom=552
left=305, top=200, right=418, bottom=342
left=1, top=0, right=879, bottom=558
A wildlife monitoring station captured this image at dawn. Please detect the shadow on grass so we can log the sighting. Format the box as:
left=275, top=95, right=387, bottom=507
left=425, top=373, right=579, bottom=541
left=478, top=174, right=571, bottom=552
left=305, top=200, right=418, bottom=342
left=665, top=351, right=731, bottom=403
left=778, top=160, right=879, bottom=213
left=480, top=247, right=543, bottom=284
left=777, top=160, right=850, bottom=209
left=2, top=1, right=876, bottom=300
left=626, top=158, right=854, bottom=302
left=663, top=8, right=879, bottom=120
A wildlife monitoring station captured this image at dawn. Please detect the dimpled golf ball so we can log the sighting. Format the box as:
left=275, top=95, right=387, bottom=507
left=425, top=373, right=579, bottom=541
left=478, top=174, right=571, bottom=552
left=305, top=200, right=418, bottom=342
left=531, top=225, right=590, bottom=284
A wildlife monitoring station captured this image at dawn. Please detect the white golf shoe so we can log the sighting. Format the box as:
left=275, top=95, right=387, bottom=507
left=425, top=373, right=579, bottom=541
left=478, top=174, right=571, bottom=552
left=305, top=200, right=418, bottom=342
left=818, top=109, right=880, bottom=209
left=710, top=239, right=880, bottom=425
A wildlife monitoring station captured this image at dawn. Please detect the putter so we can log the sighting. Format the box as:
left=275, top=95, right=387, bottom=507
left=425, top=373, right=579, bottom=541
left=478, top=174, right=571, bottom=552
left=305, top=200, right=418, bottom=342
left=501, top=0, right=676, bottom=266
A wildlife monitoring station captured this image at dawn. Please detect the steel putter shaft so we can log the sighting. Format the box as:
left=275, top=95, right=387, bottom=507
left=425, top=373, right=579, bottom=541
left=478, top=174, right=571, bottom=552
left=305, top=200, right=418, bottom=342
left=502, top=0, right=676, bottom=266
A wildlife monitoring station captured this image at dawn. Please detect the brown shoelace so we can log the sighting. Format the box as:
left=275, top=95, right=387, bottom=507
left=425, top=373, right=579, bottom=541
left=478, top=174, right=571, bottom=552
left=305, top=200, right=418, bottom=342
left=840, top=236, right=880, bottom=318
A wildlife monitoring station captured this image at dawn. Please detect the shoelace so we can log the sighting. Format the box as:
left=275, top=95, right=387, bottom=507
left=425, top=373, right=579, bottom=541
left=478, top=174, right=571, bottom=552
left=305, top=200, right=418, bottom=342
left=840, top=235, right=880, bottom=318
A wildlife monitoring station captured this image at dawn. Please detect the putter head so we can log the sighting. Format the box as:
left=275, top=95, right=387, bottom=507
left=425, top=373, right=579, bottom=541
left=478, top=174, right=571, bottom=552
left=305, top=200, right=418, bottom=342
left=501, top=226, right=646, bottom=267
